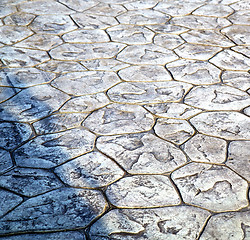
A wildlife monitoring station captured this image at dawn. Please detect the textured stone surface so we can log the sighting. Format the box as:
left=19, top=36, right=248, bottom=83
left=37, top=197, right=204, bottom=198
left=154, top=34, right=184, bottom=49
left=193, top=4, right=233, bottom=17
left=228, top=10, right=250, bottom=25
left=3, top=12, right=35, bottom=26
left=0, top=149, right=12, bottom=174
left=222, top=71, right=250, bottom=91
left=0, top=87, right=20, bottom=103
left=96, top=132, right=187, bottom=174
left=59, top=0, right=97, bottom=12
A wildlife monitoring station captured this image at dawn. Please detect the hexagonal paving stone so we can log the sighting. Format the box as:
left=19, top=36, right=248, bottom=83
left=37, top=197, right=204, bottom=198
left=181, top=29, right=235, bottom=47
left=118, top=65, right=172, bottom=82
left=96, top=132, right=187, bottom=174
left=172, top=163, right=248, bottom=212
left=108, top=81, right=192, bottom=104
left=0, top=168, right=63, bottom=197
left=147, top=24, right=188, bottom=35
left=50, top=43, right=126, bottom=61
left=183, top=134, right=227, bottom=163
left=0, top=188, right=106, bottom=234
left=30, top=15, right=77, bottom=34
left=58, top=0, right=97, bottom=11
left=184, top=85, right=250, bottom=110
left=107, top=25, right=154, bottom=45
left=154, top=34, right=184, bottom=49
left=190, top=112, right=250, bottom=140
left=200, top=211, right=250, bottom=240
left=0, top=87, right=20, bottom=103
left=62, top=29, right=109, bottom=43
left=117, top=44, right=178, bottom=65
left=0, top=68, right=56, bottom=88
left=15, top=34, right=63, bottom=51
left=0, top=189, right=22, bottom=217
left=227, top=141, right=250, bottom=181
left=228, top=10, right=250, bottom=25
left=0, top=47, right=50, bottom=68
left=13, top=128, right=95, bottom=168
left=222, top=71, right=250, bottom=91
left=193, top=4, right=233, bottom=17
left=154, top=118, right=195, bottom=145
left=83, top=103, right=154, bottom=135
left=166, top=59, right=221, bottom=85
left=0, top=84, right=69, bottom=122
left=0, top=149, right=12, bottom=174
left=117, top=9, right=169, bottom=25
left=3, top=12, right=35, bottom=26
left=174, top=43, right=222, bottom=60
left=90, top=206, right=210, bottom=240
left=55, top=151, right=124, bottom=188
left=51, top=71, right=120, bottom=96
left=106, top=175, right=180, bottom=208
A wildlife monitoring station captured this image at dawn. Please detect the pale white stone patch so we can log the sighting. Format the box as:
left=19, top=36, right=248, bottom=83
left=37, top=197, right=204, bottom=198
left=193, top=4, right=233, bottom=17
left=222, top=71, right=250, bottom=91
left=154, top=34, right=184, bottom=49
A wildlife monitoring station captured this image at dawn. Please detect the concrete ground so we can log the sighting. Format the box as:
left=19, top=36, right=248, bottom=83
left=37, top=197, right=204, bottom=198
left=0, top=0, right=249, bottom=239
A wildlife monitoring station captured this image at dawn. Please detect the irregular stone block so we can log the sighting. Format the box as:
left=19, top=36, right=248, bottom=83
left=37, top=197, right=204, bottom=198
left=124, top=0, right=159, bottom=10
left=193, top=4, right=233, bottom=17
left=228, top=10, right=250, bottom=25
left=58, top=0, right=97, bottom=11
left=0, top=149, right=13, bottom=174
left=3, top=12, right=35, bottom=26
left=154, top=34, right=184, bottom=49
left=0, top=87, right=20, bottom=103
left=147, top=24, right=188, bottom=34
left=0, top=4, right=16, bottom=18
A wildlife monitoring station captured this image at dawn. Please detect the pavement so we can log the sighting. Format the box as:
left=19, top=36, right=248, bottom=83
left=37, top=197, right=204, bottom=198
left=0, top=0, right=249, bottom=239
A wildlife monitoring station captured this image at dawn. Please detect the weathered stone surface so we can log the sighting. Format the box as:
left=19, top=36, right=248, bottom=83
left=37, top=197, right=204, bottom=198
left=50, top=43, right=126, bottom=61
left=0, top=188, right=106, bottom=234
left=147, top=24, right=189, bottom=35
left=117, top=9, right=169, bottom=25
left=244, top=107, right=250, bottom=117
left=155, top=118, right=195, bottom=145
left=144, top=102, right=202, bottom=119
left=0, top=168, right=63, bottom=197
left=83, top=103, right=154, bottom=135
left=228, top=10, right=250, bottom=25
left=0, top=68, right=56, bottom=87
left=193, top=4, right=233, bottom=17
left=0, top=87, right=20, bottom=103
left=107, top=25, right=154, bottom=45
left=117, top=44, right=178, bottom=65
left=119, top=65, right=171, bottom=82
left=181, top=29, right=235, bottom=47
left=230, top=0, right=250, bottom=10
left=0, top=189, right=22, bottom=217
left=55, top=151, right=124, bottom=188
left=51, top=71, right=120, bottom=95
left=0, top=149, right=12, bottom=174
left=185, top=85, right=250, bottom=110
left=59, top=93, right=110, bottom=113
left=63, top=29, right=109, bottom=43
left=183, top=134, right=227, bottom=163
left=30, top=15, right=77, bottom=34
left=97, top=132, right=187, bottom=174
left=33, top=113, right=87, bottom=134
left=190, top=112, right=250, bottom=140
left=0, top=122, right=32, bottom=150
left=227, top=141, right=250, bottom=181
left=15, top=34, right=63, bottom=51
left=166, top=59, right=221, bottom=85
left=106, top=175, right=180, bottom=207
left=154, top=34, right=184, bottom=49
left=172, top=163, right=248, bottom=211
left=124, top=0, right=159, bottom=10
left=90, top=206, right=210, bottom=240
left=0, top=47, right=50, bottom=68
left=232, top=45, right=250, bottom=58
left=58, top=0, right=97, bottom=11
left=0, top=4, right=16, bottom=18
left=108, top=81, right=192, bottom=104
left=174, top=43, right=222, bottom=60
left=222, top=71, right=250, bottom=91
left=3, top=12, right=35, bottom=26
left=0, top=85, right=69, bottom=122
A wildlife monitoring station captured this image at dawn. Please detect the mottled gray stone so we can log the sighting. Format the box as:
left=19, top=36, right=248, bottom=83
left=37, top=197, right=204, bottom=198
left=227, top=141, right=250, bottom=181
left=83, top=103, right=154, bottom=135
left=107, top=25, right=154, bottom=45
left=0, top=149, right=12, bottom=174
left=0, top=122, right=32, bottom=150
left=55, top=151, right=124, bottom=188
left=193, top=4, right=233, bottom=17
left=230, top=0, right=250, bottom=11
left=222, top=71, right=250, bottom=91
left=50, top=43, right=126, bottom=61
left=0, top=189, right=22, bottom=217
left=0, top=68, right=56, bottom=87
left=0, top=4, right=16, bottom=18
left=30, top=15, right=77, bottom=34
left=244, top=107, right=250, bottom=117
left=200, top=211, right=250, bottom=240
left=117, top=44, right=178, bottom=65
left=0, top=188, right=106, bottom=234
left=108, top=81, right=192, bottom=104
left=154, top=34, right=184, bottom=49
left=51, top=71, right=120, bottom=96
left=147, top=24, right=189, bottom=35
left=117, top=9, right=169, bottom=25
left=90, top=206, right=210, bottom=240
left=58, top=0, right=97, bottom=11
left=183, top=134, right=227, bottom=163
left=155, top=118, right=195, bottom=145
left=190, top=112, right=250, bottom=140
left=0, top=168, right=63, bottom=197
left=124, top=0, right=159, bottom=10
left=33, top=113, right=88, bottom=134
left=166, top=59, right=221, bottom=85
left=106, top=175, right=180, bottom=207
left=3, top=12, right=35, bottom=26
left=14, top=128, right=95, bottom=168
left=232, top=45, right=250, bottom=58
left=228, top=10, right=250, bottom=25
left=0, top=87, right=20, bottom=103
left=172, top=163, right=248, bottom=211
left=144, top=102, right=202, bottom=119
left=96, top=132, right=187, bottom=174
left=185, top=85, right=250, bottom=110
left=0, top=85, right=69, bottom=122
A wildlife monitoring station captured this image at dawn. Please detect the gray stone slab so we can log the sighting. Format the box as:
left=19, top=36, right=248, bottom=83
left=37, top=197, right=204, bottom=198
left=222, top=71, right=250, bottom=91
left=0, top=149, right=12, bottom=174
left=124, top=0, right=159, bottom=10
left=0, top=87, right=20, bottom=103
left=154, top=34, right=184, bottom=49
left=228, top=10, right=250, bottom=25
left=58, top=0, right=97, bottom=11
left=147, top=24, right=189, bottom=35
left=193, top=4, right=233, bottom=17
left=0, top=4, right=16, bottom=18
left=3, top=12, right=35, bottom=26
left=230, top=0, right=250, bottom=10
